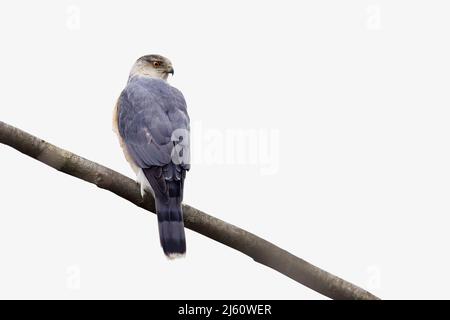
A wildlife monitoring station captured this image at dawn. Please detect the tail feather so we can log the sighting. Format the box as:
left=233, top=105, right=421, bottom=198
left=143, top=166, right=187, bottom=258
left=155, top=191, right=186, bottom=257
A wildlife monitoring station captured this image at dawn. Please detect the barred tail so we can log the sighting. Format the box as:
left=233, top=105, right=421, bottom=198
left=155, top=193, right=186, bottom=258
left=143, top=166, right=187, bottom=258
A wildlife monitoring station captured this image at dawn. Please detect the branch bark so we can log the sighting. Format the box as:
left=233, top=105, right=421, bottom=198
left=0, top=121, right=379, bottom=300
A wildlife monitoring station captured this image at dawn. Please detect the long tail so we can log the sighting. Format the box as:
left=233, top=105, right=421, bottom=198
left=143, top=166, right=187, bottom=258
left=155, top=189, right=186, bottom=258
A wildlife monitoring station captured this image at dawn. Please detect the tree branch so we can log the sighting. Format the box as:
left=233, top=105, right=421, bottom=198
left=0, top=121, right=379, bottom=300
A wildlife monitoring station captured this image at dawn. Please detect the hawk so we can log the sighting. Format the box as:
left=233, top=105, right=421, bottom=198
left=113, top=54, right=190, bottom=258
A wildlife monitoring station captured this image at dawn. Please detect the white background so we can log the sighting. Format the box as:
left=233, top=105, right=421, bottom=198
left=0, top=0, right=449, bottom=299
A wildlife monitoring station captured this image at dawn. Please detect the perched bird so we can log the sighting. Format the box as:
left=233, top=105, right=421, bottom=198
left=113, top=54, right=190, bottom=258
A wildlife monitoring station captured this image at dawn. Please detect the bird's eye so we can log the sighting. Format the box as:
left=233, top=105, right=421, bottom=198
left=153, top=61, right=161, bottom=67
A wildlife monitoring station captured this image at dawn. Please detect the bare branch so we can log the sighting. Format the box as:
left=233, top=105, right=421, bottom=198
left=0, top=121, right=379, bottom=300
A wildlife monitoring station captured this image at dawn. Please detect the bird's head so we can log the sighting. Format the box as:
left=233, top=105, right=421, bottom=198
left=129, top=54, right=174, bottom=81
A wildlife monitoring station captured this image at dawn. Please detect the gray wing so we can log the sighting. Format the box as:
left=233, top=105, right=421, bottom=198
left=118, top=77, right=190, bottom=169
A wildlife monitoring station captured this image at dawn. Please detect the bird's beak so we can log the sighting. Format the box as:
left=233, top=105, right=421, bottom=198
left=167, top=66, right=174, bottom=75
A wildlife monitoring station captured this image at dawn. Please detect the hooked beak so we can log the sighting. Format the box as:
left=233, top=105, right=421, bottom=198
left=167, top=66, right=174, bottom=75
